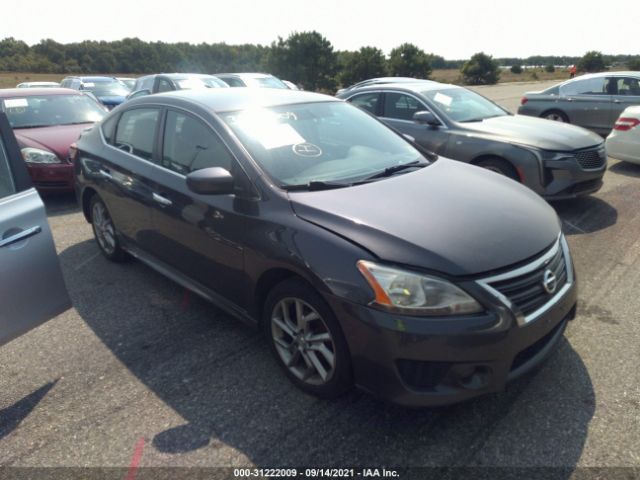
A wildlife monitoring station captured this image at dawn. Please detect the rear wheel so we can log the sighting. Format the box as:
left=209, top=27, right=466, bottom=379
left=90, top=195, right=128, bottom=262
left=263, top=278, right=352, bottom=399
left=476, top=157, right=520, bottom=181
left=541, top=110, right=569, bottom=123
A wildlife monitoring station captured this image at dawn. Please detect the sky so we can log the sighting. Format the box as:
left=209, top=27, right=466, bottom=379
left=3, top=0, right=639, bottom=59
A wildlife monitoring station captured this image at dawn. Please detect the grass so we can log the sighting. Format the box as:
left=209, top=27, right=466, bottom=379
left=431, top=68, right=573, bottom=85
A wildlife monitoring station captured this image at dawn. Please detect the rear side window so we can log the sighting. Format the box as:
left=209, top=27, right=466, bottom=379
left=615, top=77, right=640, bottom=96
left=157, top=79, right=173, bottom=93
left=221, top=77, right=244, bottom=87
left=114, top=109, right=160, bottom=161
left=0, top=140, right=16, bottom=199
left=349, top=93, right=380, bottom=115
left=161, top=111, right=234, bottom=175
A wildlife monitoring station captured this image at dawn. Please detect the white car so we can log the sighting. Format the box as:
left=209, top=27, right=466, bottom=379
left=606, top=106, right=640, bottom=164
left=16, top=81, right=60, bottom=88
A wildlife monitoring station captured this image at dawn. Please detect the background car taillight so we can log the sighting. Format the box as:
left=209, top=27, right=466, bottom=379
left=613, top=117, right=640, bottom=131
left=520, top=97, right=528, bottom=105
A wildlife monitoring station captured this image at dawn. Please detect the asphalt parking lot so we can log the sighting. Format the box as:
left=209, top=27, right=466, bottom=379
left=1, top=81, right=639, bottom=476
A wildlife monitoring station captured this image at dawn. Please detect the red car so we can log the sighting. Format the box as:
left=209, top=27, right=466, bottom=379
left=0, top=88, right=106, bottom=192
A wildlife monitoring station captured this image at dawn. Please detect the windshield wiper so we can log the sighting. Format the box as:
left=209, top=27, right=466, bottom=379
left=15, top=124, right=51, bottom=129
left=282, top=180, right=352, bottom=191
left=359, top=160, right=428, bottom=182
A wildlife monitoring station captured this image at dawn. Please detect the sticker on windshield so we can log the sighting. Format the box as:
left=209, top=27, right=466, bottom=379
left=82, top=82, right=95, bottom=88
left=433, top=92, right=452, bottom=107
left=256, top=124, right=305, bottom=150
left=4, top=98, right=28, bottom=108
left=292, top=143, right=322, bottom=157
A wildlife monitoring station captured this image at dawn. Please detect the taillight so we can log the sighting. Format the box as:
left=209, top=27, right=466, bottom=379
left=613, top=117, right=640, bottom=131
left=520, top=97, right=528, bottom=105
left=68, top=142, right=78, bottom=163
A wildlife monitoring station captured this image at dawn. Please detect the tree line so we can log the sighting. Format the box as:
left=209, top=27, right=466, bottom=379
left=1, top=33, right=639, bottom=91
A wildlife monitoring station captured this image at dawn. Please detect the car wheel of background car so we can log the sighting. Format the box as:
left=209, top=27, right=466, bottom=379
left=541, top=110, right=569, bottom=123
left=90, top=195, right=128, bottom=262
left=476, top=157, right=520, bottom=181
left=263, top=277, right=353, bottom=399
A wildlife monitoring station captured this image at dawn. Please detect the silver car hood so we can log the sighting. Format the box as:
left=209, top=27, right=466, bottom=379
left=461, top=114, right=603, bottom=151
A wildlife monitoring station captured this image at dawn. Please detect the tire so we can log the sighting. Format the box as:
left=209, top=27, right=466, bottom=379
left=541, top=110, right=569, bottom=123
left=476, top=157, right=520, bottom=181
left=90, top=195, right=128, bottom=262
left=263, top=278, right=353, bottom=399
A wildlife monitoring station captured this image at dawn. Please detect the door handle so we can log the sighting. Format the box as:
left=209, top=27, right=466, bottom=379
left=99, top=169, right=112, bottom=179
left=566, top=98, right=574, bottom=102
left=152, top=193, right=173, bottom=207
left=613, top=99, right=621, bottom=103
left=0, top=226, right=42, bottom=248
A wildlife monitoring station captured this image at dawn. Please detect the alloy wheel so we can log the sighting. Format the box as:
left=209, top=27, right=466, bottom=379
left=271, top=297, right=336, bottom=386
left=92, top=202, right=117, bottom=255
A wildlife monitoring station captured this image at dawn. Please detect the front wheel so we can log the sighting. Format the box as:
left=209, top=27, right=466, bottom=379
left=476, top=157, right=520, bottom=181
left=263, top=278, right=353, bottom=399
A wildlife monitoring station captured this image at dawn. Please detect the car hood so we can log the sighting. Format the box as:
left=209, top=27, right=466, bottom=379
left=461, top=114, right=602, bottom=151
left=289, top=158, right=560, bottom=277
left=15, top=124, right=92, bottom=160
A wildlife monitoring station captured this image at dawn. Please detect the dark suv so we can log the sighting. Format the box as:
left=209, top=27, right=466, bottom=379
left=73, top=89, right=577, bottom=406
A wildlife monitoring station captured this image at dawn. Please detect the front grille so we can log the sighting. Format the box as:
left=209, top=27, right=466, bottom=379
left=574, top=148, right=606, bottom=170
left=486, top=242, right=568, bottom=318
left=396, top=360, right=451, bottom=390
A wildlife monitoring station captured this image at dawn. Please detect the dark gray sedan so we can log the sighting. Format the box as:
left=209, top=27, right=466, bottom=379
left=338, top=82, right=606, bottom=200
left=518, top=71, right=640, bottom=135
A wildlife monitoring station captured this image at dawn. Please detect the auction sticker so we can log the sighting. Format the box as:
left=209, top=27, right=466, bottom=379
left=4, top=98, right=28, bottom=108
left=292, top=143, right=322, bottom=157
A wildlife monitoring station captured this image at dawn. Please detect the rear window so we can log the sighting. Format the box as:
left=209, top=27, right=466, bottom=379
left=1, top=94, right=106, bottom=128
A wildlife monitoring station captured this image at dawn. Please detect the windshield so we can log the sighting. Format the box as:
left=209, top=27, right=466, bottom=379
left=223, top=102, right=425, bottom=187
left=421, top=87, right=508, bottom=122
left=1, top=94, right=106, bottom=128
left=176, top=76, right=228, bottom=89
left=244, top=76, right=288, bottom=89
left=82, top=80, right=130, bottom=97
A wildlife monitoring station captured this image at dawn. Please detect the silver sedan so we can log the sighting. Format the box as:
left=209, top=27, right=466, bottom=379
left=518, top=71, right=640, bottom=136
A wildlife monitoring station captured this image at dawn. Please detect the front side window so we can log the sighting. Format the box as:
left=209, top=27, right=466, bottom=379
left=222, top=101, right=424, bottom=187
left=0, top=94, right=106, bottom=128
left=0, top=140, right=16, bottom=199
left=220, top=77, right=245, bottom=88
left=162, top=111, right=234, bottom=175
left=114, top=108, right=160, bottom=161
left=560, top=77, right=606, bottom=96
left=349, top=93, right=380, bottom=115
left=383, top=92, right=423, bottom=121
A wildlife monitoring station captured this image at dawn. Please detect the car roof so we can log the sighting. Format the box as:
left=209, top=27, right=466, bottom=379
left=0, top=87, right=83, bottom=98
left=63, top=76, right=119, bottom=83
left=216, top=72, right=275, bottom=79
left=129, top=88, right=337, bottom=113
left=349, top=81, right=460, bottom=94
left=564, top=71, right=640, bottom=82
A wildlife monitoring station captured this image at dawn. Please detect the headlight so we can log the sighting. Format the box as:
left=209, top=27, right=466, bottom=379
left=357, top=260, right=483, bottom=316
left=21, top=147, right=60, bottom=164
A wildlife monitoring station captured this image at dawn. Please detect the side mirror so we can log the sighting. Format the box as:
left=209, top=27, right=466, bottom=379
left=186, top=167, right=235, bottom=195
left=413, top=110, right=441, bottom=126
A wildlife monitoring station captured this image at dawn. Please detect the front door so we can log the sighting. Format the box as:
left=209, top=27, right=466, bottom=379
left=380, top=91, right=450, bottom=154
left=146, top=109, right=247, bottom=306
left=0, top=113, right=71, bottom=346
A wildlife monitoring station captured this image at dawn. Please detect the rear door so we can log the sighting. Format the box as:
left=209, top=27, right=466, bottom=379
left=559, top=77, right=611, bottom=133
left=0, top=112, right=71, bottom=347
